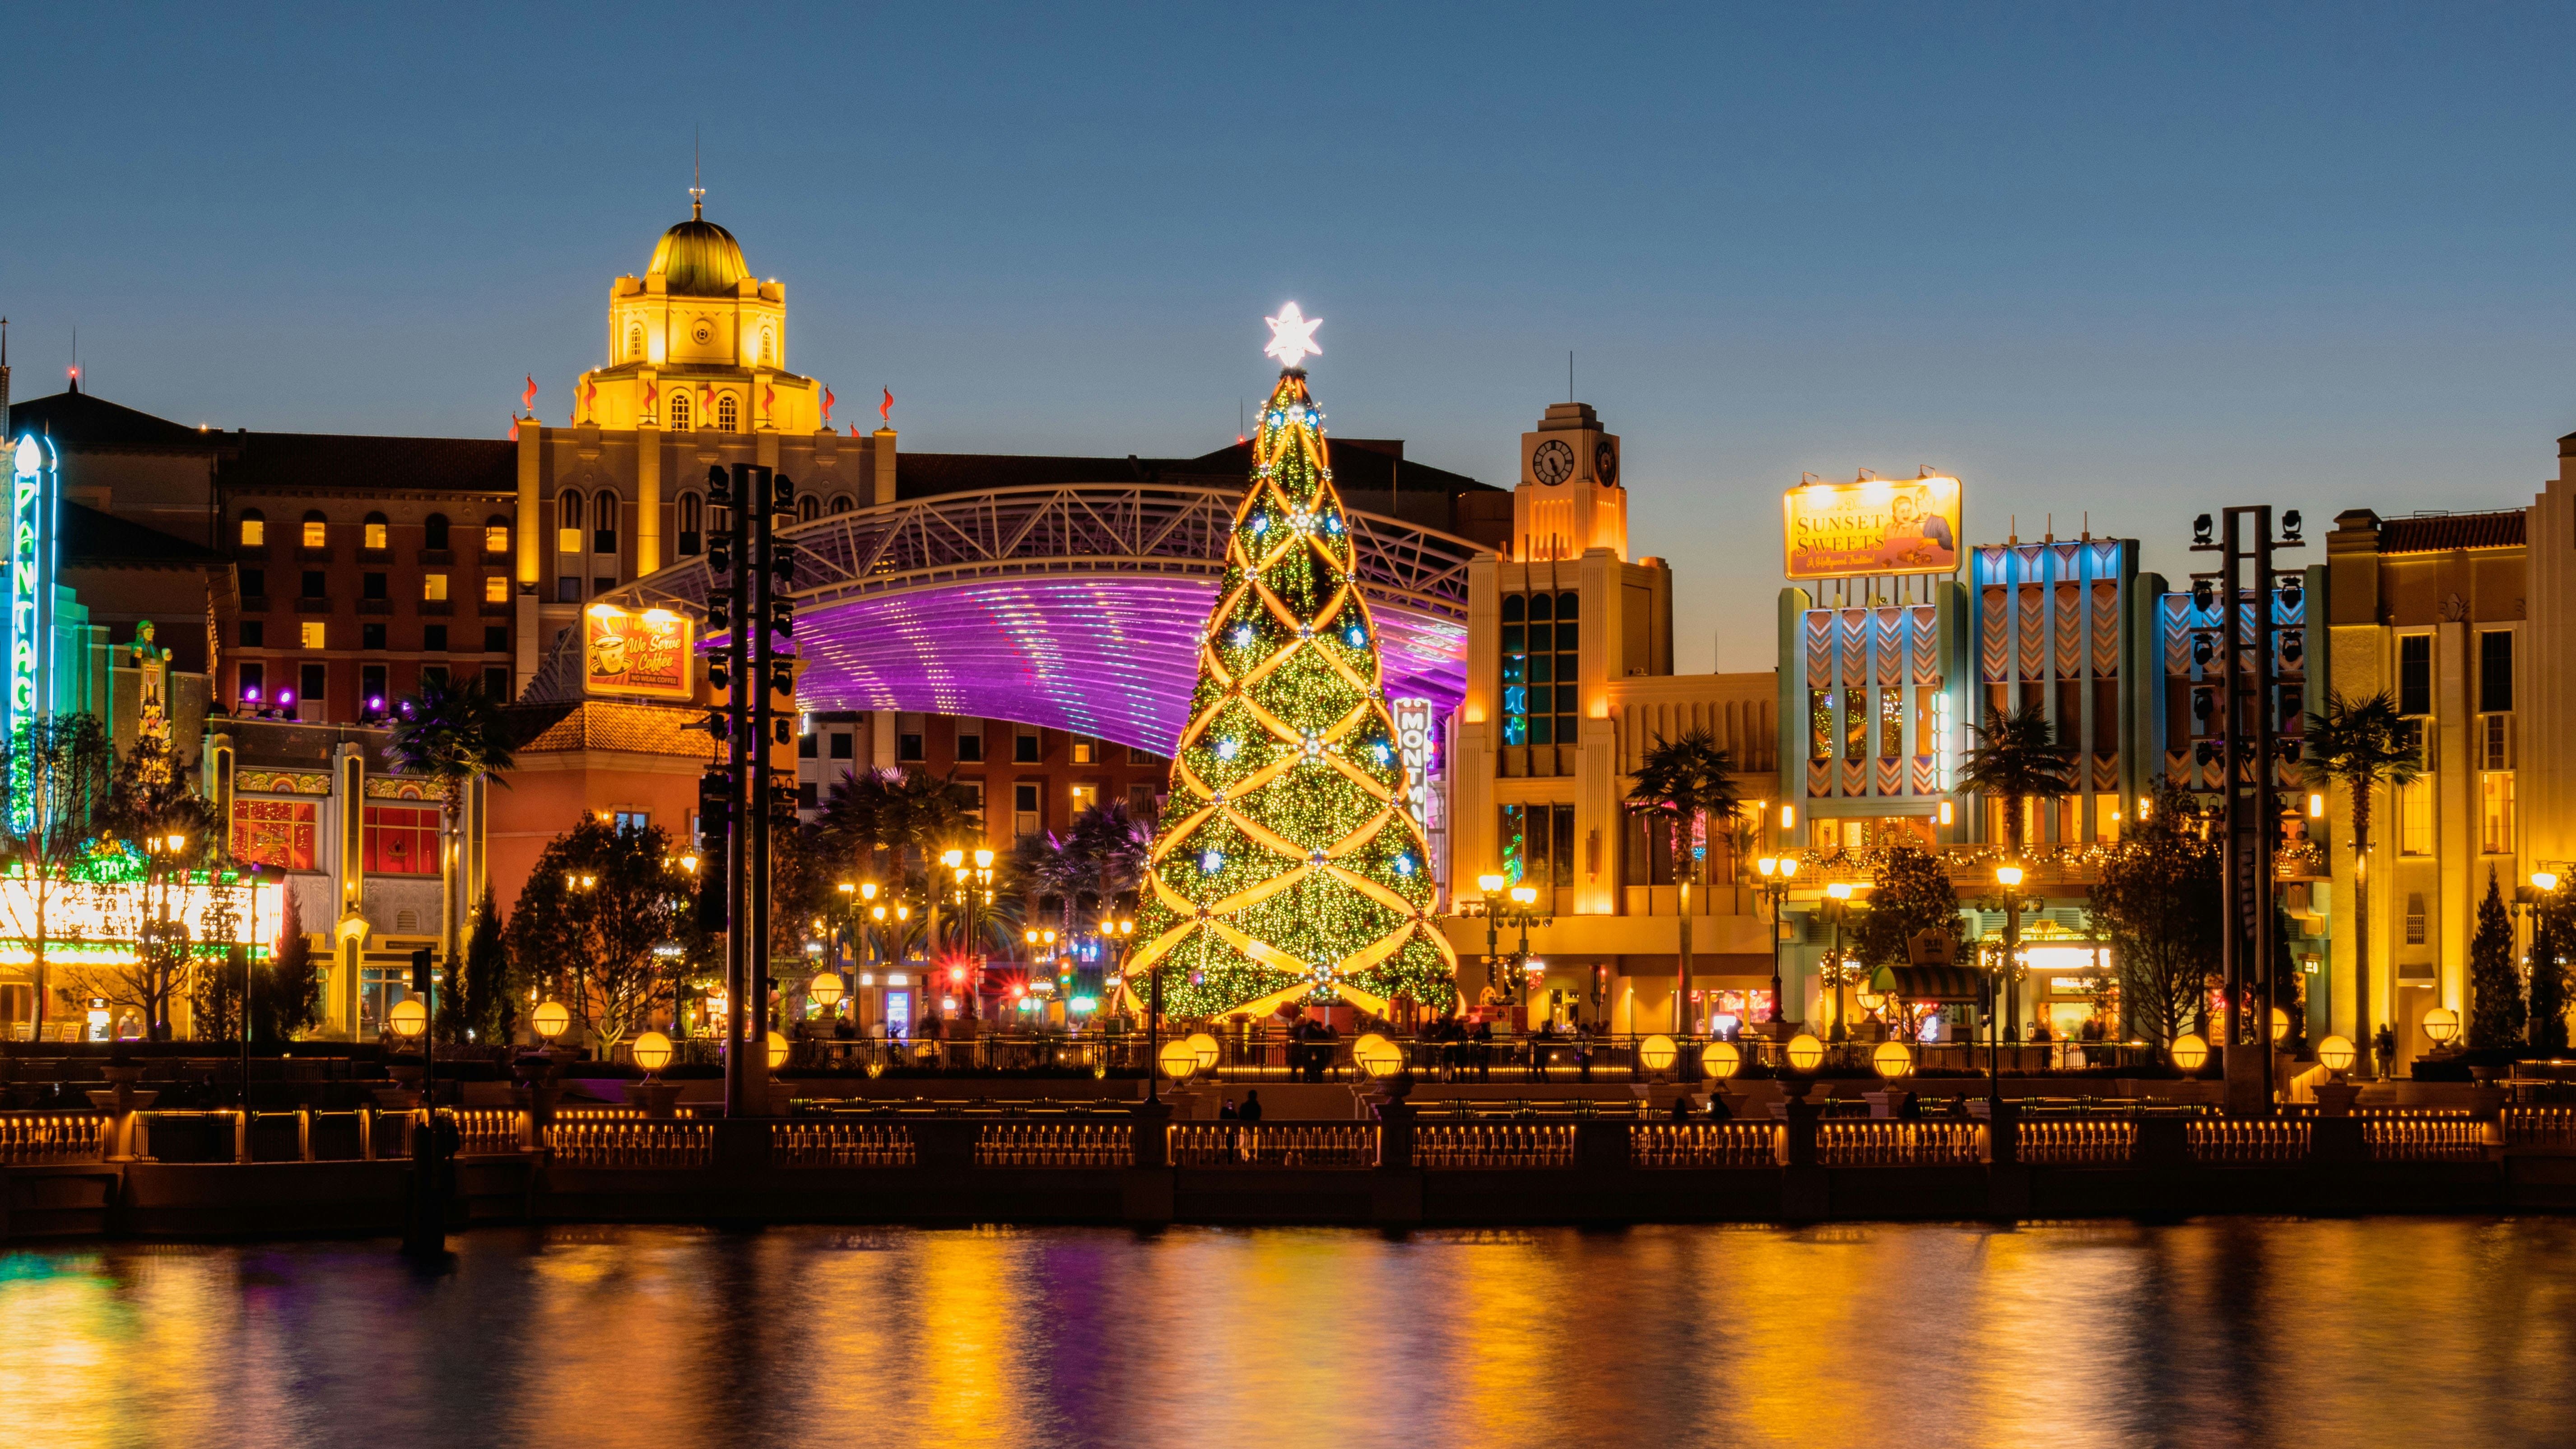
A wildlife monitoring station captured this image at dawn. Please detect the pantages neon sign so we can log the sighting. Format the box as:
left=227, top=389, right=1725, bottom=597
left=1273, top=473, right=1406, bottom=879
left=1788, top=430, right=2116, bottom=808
left=9, top=432, right=56, bottom=732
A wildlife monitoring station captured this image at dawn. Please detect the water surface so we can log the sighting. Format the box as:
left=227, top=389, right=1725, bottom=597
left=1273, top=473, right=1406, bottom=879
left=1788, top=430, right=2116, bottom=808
left=5, top=1217, right=2572, bottom=1448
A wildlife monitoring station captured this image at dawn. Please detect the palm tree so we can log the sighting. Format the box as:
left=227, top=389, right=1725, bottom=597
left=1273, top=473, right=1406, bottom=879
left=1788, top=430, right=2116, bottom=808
left=384, top=676, right=517, bottom=980
left=1956, top=705, right=2075, bottom=1047
left=1955, top=704, right=2075, bottom=859
left=2303, top=690, right=2421, bottom=1067
left=1623, top=728, right=1740, bottom=1036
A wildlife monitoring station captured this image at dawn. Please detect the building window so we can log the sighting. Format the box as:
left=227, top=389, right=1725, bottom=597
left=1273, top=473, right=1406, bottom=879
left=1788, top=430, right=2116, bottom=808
left=363, top=805, right=440, bottom=875
left=609, top=811, right=648, bottom=834
left=679, top=492, right=703, bottom=557
left=425, top=513, right=450, bottom=551
left=424, top=624, right=448, bottom=653
left=240, top=620, right=264, bottom=649
left=717, top=394, right=739, bottom=431
left=1915, top=684, right=1942, bottom=759
left=1809, top=689, right=1833, bottom=761
left=1014, top=782, right=1041, bottom=839
left=421, top=664, right=448, bottom=689
left=484, top=517, right=509, bottom=557
left=798, top=781, right=819, bottom=809
left=238, top=660, right=265, bottom=706
left=1500, top=591, right=1578, bottom=747
left=242, top=567, right=266, bottom=599
left=232, top=799, right=318, bottom=872
left=2095, top=792, right=2121, bottom=842
left=958, top=780, right=985, bottom=821
left=628, top=323, right=644, bottom=360
left=558, top=492, right=582, bottom=559
left=2399, top=776, right=2433, bottom=856
left=831, top=494, right=854, bottom=515
left=484, top=625, right=508, bottom=653
left=361, top=623, right=386, bottom=651
left=594, top=576, right=615, bottom=596
left=798, top=728, right=819, bottom=759
left=594, top=490, right=619, bottom=555
left=957, top=727, right=983, bottom=763
left=760, top=329, right=774, bottom=366
left=829, top=731, right=853, bottom=760
left=363, top=513, right=389, bottom=551
left=1129, top=783, right=1158, bottom=818
left=300, top=622, right=326, bottom=650
left=2482, top=771, right=2516, bottom=855
left=239, top=510, right=265, bottom=547
left=2406, top=892, right=2428, bottom=946
left=1015, top=730, right=1040, bottom=764
left=1844, top=687, right=1869, bottom=760
left=1500, top=802, right=1577, bottom=910
left=302, top=512, right=328, bottom=549
left=300, top=663, right=326, bottom=715
left=484, top=666, right=509, bottom=699
left=1879, top=687, right=1904, bottom=759
left=362, top=572, right=387, bottom=600
left=482, top=575, right=507, bottom=604
left=2399, top=634, right=2433, bottom=718
left=1070, top=784, right=1098, bottom=815
left=898, top=731, right=925, bottom=763
left=799, top=495, right=819, bottom=523
left=558, top=577, right=580, bottom=604
left=669, top=391, right=692, bottom=430
left=2479, top=630, right=2514, bottom=713
left=295, top=570, right=322, bottom=600
left=1072, top=738, right=1095, bottom=765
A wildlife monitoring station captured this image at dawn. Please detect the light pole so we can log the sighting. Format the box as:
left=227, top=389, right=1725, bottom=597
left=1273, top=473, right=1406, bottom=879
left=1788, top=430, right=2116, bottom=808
left=1992, top=861, right=2036, bottom=1060
left=1754, top=854, right=1800, bottom=1040
left=145, top=831, right=190, bottom=1042
left=942, top=847, right=997, bottom=1020
left=1469, top=872, right=1507, bottom=1005
left=1823, top=880, right=1856, bottom=1043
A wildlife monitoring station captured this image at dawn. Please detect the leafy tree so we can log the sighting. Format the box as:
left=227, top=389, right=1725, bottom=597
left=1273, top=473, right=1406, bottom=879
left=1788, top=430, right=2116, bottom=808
left=0, top=714, right=118, bottom=1039
left=2303, top=689, right=2420, bottom=1050
left=2088, top=781, right=2223, bottom=1047
left=1623, top=727, right=1741, bottom=1032
left=1851, top=842, right=1965, bottom=969
left=79, top=734, right=223, bottom=1038
left=502, top=817, right=706, bottom=1050
left=1955, top=704, right=2074, bottom=856
left=2467, top=869, right=2524, bottom=1049
left=382, top=674, right=516, bottom=987
left=2530, top=895, right=2572, bottom=1054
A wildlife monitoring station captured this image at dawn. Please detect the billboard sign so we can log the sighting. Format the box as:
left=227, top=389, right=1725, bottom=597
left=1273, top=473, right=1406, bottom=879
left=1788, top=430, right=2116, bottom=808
left=585, top=605, right=693, bottom=698
left=1782, top=474, right=1962, bottom=580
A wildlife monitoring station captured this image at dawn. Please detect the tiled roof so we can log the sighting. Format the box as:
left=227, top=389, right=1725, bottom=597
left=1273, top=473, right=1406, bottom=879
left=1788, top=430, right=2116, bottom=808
left=510, top=700, right=716, bottom=759
left=228, top=430, right=517, bottom=496
left=2378, top=510, right=2526, bottom=554
left=10, top=388, right=223, bottom=450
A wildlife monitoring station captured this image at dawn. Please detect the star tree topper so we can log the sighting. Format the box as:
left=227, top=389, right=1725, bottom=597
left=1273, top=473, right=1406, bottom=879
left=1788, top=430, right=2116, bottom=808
left=1264, top=302, right=1322, bottom=369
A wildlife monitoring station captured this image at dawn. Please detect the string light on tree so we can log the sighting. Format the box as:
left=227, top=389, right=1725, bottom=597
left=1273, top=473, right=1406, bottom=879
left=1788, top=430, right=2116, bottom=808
left=1129, top=307, right=1459, bottom=1017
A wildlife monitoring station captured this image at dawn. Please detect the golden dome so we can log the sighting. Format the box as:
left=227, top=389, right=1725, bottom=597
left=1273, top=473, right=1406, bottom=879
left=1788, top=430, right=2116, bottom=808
left=648, top=204, right=749, bottom=297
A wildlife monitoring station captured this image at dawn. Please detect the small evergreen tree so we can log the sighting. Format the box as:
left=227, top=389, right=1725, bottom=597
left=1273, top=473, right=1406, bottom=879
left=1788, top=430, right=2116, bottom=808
left=452, top=888, right=507, bottom=1044
left=1851, top=843, right=1965, bottom=969
left=261, top=890, right=323, bottom=1043
left=2530, top=895, right=2572, bottom=1054
left=2468, top=869, right=2524, bottom=1049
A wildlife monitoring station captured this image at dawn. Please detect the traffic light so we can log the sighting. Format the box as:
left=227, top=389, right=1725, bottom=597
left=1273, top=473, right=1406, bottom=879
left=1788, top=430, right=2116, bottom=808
left=410, top=948, right=433, bottom=996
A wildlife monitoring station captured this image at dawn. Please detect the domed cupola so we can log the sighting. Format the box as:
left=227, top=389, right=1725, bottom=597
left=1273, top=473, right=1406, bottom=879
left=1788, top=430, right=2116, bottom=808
left=646, top=199, right=749, bottom=297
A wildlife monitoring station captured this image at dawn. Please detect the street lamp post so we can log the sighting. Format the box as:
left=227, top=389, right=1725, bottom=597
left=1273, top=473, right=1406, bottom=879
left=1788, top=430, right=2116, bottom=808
left=1993, top=861, right=2032, bottom=1082
left=1823, top=880, right=1855, bottom=1044
left=1754, top=855, right=1801, bottom=1041
left=1471, top=872, right=1506, bottom=1003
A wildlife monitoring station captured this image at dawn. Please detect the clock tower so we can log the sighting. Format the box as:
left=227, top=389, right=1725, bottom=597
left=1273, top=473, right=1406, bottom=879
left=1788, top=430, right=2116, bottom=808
left=1513, top=401, right=1625, bottom=562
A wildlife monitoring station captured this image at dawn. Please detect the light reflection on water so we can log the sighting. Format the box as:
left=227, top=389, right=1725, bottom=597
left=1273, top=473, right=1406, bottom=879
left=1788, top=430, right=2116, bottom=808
left=4, top=1217, right=2573, bottom=1449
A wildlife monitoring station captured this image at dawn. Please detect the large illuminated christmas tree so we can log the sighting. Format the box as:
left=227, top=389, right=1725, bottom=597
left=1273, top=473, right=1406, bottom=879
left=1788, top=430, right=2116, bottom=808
left=1130, top=307, right=1460, bottom=1019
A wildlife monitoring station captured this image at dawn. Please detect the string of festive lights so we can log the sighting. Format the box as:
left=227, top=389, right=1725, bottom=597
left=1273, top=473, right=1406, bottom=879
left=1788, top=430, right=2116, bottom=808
left=1130, top=361, right=1459, bottom=1017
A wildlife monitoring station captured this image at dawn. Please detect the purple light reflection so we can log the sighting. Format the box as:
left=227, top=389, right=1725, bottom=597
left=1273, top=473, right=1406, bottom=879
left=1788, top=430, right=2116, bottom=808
left=790, top=577, right=1466, bottom=755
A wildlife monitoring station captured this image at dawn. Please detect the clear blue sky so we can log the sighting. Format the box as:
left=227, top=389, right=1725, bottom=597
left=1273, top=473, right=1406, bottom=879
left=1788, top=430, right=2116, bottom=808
left=8, top=4, right=2576, bottom=669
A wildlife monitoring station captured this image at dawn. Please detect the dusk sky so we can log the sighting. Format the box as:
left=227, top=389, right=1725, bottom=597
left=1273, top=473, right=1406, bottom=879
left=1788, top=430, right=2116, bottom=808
left=8, top=4, right=2576, bottom=668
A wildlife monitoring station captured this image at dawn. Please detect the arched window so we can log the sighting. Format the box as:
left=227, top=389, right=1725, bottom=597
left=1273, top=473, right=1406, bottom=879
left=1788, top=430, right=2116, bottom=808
left=593, top=490, right=619, bottom=556
left=424, top=513, right=450, bottom=551
left=716, top=393, right=739, bottom=431
left=678, top=492, right=703, bottom=557
left=829, top=493, right=853, bottom=515
left=627, top=322, right=644, bottom=360
left=363, top=512, right=389, bottom=551
left=302, top=511, right=328, bottom=549
left=798, top=495, right=819, bottom=523
left=483, top=515, right=509, bottom=556
left=669, top=391, right=692, bottom=430
left=238, top=509, right=266, bottom=547
left=760, top=330, right=775, bottom=366
left=559, top=493, right=582, bottom=531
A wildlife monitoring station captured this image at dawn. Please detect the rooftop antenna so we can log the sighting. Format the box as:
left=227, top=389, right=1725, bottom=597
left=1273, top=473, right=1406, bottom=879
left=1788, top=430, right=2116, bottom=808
left=2045, top=512, right=2055, bottom=543
left=690, top=126, right=705, bottom=219
left=1237, top=397, right=1246, bottom=444
left=1568, top=350, right=1574, bottom=403
left=2009, top=513, right=2019, bottom=545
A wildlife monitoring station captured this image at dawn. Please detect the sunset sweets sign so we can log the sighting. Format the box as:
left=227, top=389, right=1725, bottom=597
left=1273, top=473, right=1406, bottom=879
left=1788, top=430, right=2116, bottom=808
left=1782, top=474, right=1962, bottom=580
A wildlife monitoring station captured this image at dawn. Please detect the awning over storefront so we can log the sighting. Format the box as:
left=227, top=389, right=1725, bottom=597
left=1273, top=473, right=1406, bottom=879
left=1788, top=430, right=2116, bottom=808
left=1882, top=965, right=1986, bottom=1004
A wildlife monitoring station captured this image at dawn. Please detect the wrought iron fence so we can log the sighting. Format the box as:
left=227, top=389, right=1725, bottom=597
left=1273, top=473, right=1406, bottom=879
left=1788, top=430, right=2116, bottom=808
left=1632, top=1121, right=1776, bottom=1168
left=0, top=1110, right=107, bottom=1164
left=1168, top=1122, right=1378, bottom=1168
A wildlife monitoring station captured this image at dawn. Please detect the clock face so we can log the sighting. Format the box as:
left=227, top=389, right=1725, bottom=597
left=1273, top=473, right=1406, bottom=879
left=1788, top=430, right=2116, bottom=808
left=1595, top=440, right=1619, bottom=486
left=1531, top=438, right=1576, bottom=486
